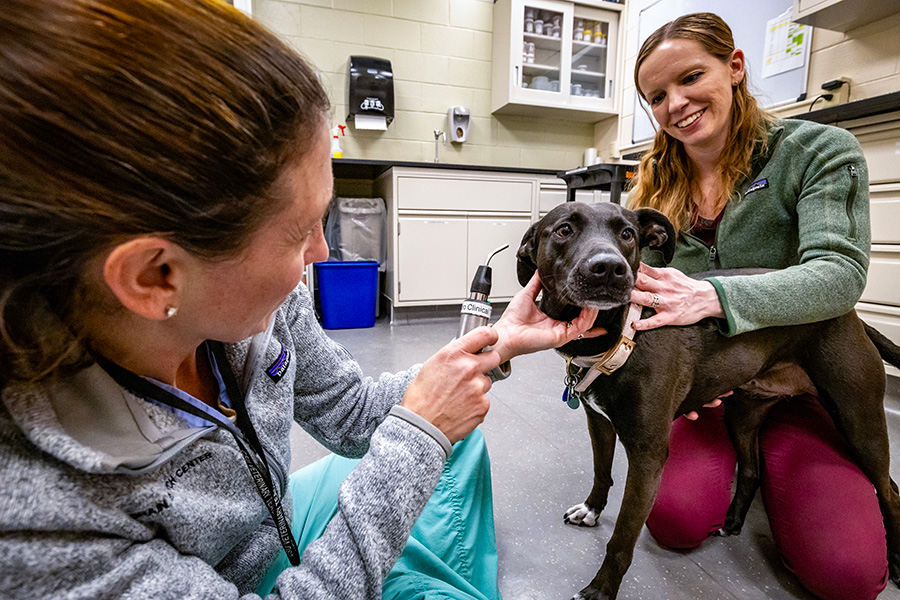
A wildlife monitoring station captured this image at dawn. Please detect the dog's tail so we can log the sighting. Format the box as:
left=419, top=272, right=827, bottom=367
left=865, top=323, right=900, bottom=368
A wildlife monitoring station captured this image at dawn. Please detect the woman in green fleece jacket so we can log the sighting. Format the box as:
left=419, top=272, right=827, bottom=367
left=626, top=12, right=887, bottom=600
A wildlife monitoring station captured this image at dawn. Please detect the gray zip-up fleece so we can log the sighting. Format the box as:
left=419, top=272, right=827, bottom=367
left=0, top=284, right=452, bottom=599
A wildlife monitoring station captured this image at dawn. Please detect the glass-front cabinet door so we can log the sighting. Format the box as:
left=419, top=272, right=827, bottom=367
left=520, top=2, right=566, bottom=99
left=570, top=5, right=617, bottom=105
left=492, top=0, right=620, bottom=120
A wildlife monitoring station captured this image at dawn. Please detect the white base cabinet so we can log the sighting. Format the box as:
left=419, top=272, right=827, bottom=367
left=846, top=112, right=900, bottom=378
left=376, top=168, right=543, bottom=309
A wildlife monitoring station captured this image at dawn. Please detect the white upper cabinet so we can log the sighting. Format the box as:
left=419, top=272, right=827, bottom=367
left=491, top=0, right=622, bottom=122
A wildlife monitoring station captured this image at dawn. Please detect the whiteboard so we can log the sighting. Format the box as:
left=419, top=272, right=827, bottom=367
left=631, top=0, right=809, bottom=144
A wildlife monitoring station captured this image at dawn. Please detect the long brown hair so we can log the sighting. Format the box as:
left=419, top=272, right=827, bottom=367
left=0, top=0, right=330, bottom=386
left=628, top=12, right=772, bottom=232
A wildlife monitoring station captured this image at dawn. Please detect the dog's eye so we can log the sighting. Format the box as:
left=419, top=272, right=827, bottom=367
left=554, top=223, right=573, bottom=237
left=621, top=228, right=635, bottom=242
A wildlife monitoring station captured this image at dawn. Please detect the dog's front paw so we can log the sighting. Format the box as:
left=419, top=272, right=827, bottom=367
left=564, top=502, right=601, bottom=527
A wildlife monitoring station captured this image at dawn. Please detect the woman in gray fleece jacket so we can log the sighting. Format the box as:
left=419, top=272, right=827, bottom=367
left=0, top=1, right=601, bottom=598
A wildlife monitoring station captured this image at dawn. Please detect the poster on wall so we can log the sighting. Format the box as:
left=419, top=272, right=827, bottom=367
left=762, top=9, right=809, bottom=79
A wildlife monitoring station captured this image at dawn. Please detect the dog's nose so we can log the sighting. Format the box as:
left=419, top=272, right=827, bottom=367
left=583, top=253, right=628, bottom=286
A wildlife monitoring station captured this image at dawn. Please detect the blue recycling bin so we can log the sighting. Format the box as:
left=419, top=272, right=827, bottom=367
left=314, top=261, right=379, bottom=329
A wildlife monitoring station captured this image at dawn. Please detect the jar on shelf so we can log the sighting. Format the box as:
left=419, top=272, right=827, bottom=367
left=534, top=18, right=544, bottom=35
left=527, top=42, right=535, bottom=63
left=551, top=15, right=561, bottom=38
left=573, top=18, right=583, bottom=41
left=525, top=16, right=534, bottom=33
left=582, top=21, right=593, bottom=42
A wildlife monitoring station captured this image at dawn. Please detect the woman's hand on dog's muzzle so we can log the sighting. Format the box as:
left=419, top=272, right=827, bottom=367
left=491, top=273, right=606, bottom=363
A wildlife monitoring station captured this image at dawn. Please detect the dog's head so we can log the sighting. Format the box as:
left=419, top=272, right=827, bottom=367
left=516, top=202, right=675, bottom=321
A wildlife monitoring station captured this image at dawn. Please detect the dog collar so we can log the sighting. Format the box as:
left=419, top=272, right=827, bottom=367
left=558, top=302, right=643, bottom=394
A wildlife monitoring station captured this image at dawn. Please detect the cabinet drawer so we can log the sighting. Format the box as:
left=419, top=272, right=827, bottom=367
left=398, top=176, right=532, bottom=212
left=861, top=245, right=900, bottom=306
left=855, top=124, right=900, bottom=185
left=870, top=185, right=900, bottom=244
left=857, top=302, right=900, bottom=348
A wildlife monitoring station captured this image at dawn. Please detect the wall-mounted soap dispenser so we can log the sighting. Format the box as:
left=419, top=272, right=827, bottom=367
left=448, top=106, right=470, bottom=143
left=347, top=56, right=394, bottom=131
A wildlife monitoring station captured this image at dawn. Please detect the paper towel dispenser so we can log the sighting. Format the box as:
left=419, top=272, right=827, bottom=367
left=347, top=56, right=394, bottom=130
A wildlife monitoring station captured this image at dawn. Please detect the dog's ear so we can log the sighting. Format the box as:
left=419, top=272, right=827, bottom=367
left=516, top=221, right=539, bottom=286
left=635, top=208, right=676, bottom=264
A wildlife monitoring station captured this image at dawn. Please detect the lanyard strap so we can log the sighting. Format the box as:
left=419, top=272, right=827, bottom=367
left=94, top=345, right=301, bottom=566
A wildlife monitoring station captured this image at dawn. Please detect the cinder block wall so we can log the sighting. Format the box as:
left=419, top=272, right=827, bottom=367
left=253, top=0, right=595, bottom=170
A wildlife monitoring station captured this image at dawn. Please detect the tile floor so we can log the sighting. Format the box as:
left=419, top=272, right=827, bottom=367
left=289, top=312, right=900, bottom=600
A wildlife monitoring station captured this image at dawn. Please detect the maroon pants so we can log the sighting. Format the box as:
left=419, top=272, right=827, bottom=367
left=646, top=397, right=889, bottom=600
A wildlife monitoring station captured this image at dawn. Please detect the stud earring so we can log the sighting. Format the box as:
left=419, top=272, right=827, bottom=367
left=165, top=306, right=178, bottom=319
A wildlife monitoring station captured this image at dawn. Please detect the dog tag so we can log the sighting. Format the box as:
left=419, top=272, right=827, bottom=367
left=562, top=386, right=580, bottom=410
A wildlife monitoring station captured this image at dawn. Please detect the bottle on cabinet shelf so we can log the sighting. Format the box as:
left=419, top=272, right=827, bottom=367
left=582, top=21, right=593, bottom=41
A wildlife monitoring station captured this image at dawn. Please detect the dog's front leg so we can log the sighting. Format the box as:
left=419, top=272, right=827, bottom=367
left=565, top=406, right=616, bottom=527
left=574, top=438, right=669, bottom=600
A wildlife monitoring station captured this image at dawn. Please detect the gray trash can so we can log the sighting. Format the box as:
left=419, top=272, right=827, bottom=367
left=325, top=197, right=386, bottom=264
left=323, top=197, right=387, bottom=317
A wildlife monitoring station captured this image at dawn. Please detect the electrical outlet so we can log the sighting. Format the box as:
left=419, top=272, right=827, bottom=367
left=815, top=77, right=851, bottom=109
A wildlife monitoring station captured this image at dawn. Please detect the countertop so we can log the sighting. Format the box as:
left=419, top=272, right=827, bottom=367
left=332, top=158, right=559, bottom=180
left=791, top=90, right=900, bottom=125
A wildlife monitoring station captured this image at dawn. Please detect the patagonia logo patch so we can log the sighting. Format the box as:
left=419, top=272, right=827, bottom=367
left=265, top=344, right=291, bottom=383
left=745, top=178, right=769, bottom=195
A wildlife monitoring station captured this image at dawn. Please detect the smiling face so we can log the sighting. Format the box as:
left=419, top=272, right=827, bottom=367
left=637, top=38, right=745, bottom=160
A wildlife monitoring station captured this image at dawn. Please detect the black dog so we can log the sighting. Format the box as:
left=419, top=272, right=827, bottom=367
left=516, top=201, right=900, bottom=600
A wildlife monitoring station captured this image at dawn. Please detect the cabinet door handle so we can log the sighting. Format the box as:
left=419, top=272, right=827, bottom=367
left=423, top=220, right=449, bottom=224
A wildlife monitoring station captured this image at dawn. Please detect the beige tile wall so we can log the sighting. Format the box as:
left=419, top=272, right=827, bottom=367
left=614, top=1, right=900, bottom=156
left=253, top=0, right=594, bottom=170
